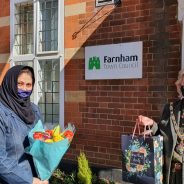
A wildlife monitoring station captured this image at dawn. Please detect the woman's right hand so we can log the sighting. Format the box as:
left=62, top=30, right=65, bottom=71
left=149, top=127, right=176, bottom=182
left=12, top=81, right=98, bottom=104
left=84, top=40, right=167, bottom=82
left=137, top=115, right=154, bottom=126
left=137, top=115, right=154, bottom=135
left=32, top=177, right=49, bottom=184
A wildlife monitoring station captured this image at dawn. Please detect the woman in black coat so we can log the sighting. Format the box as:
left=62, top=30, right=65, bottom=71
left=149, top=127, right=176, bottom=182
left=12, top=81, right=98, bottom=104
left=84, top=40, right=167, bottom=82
left=138, top=69, right=184, bottom=184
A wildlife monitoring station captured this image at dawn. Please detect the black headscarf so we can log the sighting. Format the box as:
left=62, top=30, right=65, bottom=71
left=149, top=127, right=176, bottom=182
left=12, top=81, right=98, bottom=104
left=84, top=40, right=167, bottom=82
left=0, top=65, right=35, bottom=124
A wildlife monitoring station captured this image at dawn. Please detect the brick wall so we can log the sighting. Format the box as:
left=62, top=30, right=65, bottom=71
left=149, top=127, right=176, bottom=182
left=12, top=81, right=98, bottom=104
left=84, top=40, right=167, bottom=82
left=0, top=0, right=10, bottom=83
left=64, top=0, right=181, bottom=168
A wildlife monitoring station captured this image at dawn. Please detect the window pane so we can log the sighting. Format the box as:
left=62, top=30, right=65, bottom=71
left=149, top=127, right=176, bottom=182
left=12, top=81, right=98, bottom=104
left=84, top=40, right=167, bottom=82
left=53, top=93, right=59, bottom=103
left=15, top=61, right=33, bottom=67
left=46, top=92, right=53, bottom=103
left=38, top=0, right=58, bottom=52
left=46, top=104, right=53, bottom=114
left=14, top=3, right=33, bottom=55
left=39, top=103, right=45, bottom=113
left=52, top=81, right=59, bottom=92
left=53, top=115, right=59, bottom=123
left=38, top=92, right=45, bottom=103
left=38, top=59, right=60, bottom=123
left=45, top=115, right=53, bottom=122
left=53, top=104, right=59, bottom=114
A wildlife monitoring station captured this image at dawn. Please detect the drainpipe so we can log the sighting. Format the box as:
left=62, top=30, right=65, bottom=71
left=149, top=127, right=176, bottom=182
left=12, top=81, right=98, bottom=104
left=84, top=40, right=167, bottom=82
left=178, top=0, right=184, bottom=68
left=182, top=22, right=184, bottom=69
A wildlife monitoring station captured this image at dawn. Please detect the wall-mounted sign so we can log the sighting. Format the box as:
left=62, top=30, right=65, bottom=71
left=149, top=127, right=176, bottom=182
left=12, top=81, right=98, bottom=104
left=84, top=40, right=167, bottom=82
left=96, top=0, right=115, bottom=7
left=85, top=41, right=143, bottom=80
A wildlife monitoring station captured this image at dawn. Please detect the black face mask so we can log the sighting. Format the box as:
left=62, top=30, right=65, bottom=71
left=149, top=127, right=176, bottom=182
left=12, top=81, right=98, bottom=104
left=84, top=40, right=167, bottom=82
left=181, top=86, right=184, bottom=96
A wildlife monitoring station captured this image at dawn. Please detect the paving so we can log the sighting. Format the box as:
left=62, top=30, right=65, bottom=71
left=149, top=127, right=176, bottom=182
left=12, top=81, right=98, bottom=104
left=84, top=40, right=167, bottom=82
left=98, top=168, right=132, bottom=184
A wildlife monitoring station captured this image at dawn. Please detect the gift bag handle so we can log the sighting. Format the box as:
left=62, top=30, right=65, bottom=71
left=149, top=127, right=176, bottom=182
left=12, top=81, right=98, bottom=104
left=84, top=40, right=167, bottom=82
left=132, top=119, right=152, bottom=139
left=132, top=119, right=141, bottom=138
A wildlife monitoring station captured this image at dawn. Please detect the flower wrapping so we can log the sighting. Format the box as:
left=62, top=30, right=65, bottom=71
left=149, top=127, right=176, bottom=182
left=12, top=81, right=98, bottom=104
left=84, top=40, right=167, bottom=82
left=25, top=120, right=75, bottom=180
left=121, top=135, right=163, bottom=184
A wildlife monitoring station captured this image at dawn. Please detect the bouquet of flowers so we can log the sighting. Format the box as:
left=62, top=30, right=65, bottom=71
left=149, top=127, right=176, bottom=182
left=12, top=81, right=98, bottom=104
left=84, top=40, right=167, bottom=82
left=25, top=120, right=75, bottom=180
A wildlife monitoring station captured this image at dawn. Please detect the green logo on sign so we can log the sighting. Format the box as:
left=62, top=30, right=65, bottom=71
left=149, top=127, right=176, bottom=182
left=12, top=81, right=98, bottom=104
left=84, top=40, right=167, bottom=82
left=88, top=57, right=100, bottom=70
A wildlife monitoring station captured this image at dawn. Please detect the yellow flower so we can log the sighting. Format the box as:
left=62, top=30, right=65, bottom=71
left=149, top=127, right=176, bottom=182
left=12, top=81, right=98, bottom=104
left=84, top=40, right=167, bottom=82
left=53, top=135, right=64, bottom=142
left=45, top=139, right=53, bottom=143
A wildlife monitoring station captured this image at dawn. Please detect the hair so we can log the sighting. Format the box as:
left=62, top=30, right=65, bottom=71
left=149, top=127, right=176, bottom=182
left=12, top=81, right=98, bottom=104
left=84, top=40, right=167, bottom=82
left=175, top=69, right=184, bottom=98
left=19, top=68, right=33, bottom=78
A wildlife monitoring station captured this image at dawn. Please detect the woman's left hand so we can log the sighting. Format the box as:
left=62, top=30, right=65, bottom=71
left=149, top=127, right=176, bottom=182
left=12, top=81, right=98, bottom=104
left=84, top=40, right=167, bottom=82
left=41, top=181, right=49, bottom=184
left=137, top=115, right=154, bottom=126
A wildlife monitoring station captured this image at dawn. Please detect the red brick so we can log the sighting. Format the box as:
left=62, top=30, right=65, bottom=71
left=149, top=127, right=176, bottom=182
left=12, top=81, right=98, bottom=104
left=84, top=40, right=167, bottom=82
left=0, top=0, right=10, bottom=17
left=0, top=26, right=10, bottom=53
left=0, top=63, right=10, bottom=84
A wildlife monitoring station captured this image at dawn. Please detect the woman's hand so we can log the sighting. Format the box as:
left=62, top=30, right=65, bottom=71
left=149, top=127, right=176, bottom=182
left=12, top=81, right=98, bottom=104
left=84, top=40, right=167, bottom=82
left=137, top=115, right=155, bottom=135
left=137, top=115, right=154, bottom=126
left=41, top=180, right=49, bottom=184
left=32, top=178, right=49, bottom=184
left=32, top=178, right=42, bottom=184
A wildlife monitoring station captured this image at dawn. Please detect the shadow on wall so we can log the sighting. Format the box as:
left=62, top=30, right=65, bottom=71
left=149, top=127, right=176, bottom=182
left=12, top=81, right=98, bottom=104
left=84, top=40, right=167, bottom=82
left=0, top=63, right=10, bottom=84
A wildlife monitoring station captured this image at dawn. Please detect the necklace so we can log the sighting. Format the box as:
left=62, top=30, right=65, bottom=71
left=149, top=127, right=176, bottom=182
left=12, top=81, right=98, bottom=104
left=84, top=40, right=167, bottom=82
left=180, top=108, right=184, bottom=127
left=170, top=103, right=184, bottom=155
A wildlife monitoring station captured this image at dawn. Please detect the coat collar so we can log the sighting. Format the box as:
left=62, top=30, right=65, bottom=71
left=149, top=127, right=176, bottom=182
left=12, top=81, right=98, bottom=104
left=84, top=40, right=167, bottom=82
left=172, top=99, right=183, bottom=124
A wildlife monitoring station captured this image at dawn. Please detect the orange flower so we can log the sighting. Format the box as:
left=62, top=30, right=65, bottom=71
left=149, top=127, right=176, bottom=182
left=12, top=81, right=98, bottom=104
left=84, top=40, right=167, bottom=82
left=126, top=163, right=131, bottom=172
left=136, top=164, right=144, bottom=171
left=139, top=147, right=147, bottom=156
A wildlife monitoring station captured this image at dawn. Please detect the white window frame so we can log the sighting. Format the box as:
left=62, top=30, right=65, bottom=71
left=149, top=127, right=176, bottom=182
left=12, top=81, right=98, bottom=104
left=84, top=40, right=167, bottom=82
left=10, top=0, right=35, bottom=61
left=36, top=1, right=59, bottom=55
left=10, top=0, right=65, bottom=128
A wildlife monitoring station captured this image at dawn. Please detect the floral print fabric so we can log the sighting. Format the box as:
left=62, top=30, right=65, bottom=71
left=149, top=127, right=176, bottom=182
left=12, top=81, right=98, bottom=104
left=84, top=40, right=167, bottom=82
left=121, top=135, right=163, bottom=184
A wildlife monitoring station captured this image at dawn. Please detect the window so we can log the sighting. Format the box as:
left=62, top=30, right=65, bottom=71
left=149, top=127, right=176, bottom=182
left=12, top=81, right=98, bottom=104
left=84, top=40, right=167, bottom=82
left=38, top=0, right=58, bottom=53
left=38, top=60, right=60, bottom=123
left=14, top=3, right=33, bottom=55
left=13, top=0, right=59, bottom=56
left=11, top=0, right=64, bottom=126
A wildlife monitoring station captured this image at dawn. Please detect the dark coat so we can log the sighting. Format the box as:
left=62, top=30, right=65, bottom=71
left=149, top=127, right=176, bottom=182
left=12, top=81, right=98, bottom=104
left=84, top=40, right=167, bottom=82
left=152, top=100, right=183, bottom=184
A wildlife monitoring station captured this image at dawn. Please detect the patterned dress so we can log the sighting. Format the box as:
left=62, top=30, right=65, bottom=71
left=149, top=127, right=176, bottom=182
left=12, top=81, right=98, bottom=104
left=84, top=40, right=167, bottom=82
left=170, top=108, right=184, bottom=184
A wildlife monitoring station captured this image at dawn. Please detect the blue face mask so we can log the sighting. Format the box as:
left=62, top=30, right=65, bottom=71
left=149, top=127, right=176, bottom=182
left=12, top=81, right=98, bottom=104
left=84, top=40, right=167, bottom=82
left=17, top=89, right=32, bottom=98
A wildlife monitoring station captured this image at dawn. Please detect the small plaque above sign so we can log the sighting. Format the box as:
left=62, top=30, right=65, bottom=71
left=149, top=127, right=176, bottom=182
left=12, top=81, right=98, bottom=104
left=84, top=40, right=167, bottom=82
left=96, top=0, right=115, bottom=7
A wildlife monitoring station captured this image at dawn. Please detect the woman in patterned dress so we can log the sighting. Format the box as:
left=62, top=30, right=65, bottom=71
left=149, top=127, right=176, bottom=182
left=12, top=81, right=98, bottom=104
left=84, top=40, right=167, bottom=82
left=138, top=69, right=184, bottom=184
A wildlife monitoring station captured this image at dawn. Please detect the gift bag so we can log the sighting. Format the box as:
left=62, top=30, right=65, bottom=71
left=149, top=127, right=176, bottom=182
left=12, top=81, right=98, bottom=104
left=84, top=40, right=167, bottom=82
left=121, top=126, right=163, bottom=184
left=25, top=120, right=75, bottom=180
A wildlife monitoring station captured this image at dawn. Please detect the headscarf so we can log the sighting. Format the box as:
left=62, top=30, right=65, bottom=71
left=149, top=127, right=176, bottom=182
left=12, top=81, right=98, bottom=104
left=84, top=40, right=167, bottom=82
left=0, top=65, right=35, bottom=124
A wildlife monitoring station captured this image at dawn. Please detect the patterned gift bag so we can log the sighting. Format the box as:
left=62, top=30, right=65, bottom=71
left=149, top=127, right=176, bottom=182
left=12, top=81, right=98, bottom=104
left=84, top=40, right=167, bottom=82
left=121, top=135, right=163, bottom=184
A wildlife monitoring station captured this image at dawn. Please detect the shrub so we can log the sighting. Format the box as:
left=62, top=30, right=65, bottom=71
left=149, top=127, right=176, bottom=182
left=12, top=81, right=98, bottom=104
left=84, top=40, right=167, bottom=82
left=49, top=152, right=116, bottom=184
left=77, top=152, right=92, bottom=184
